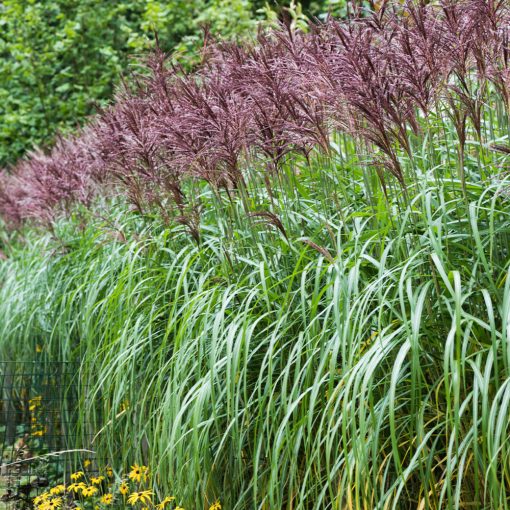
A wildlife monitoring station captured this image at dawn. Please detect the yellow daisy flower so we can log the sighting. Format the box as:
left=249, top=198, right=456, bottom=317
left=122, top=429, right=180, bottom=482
left=41, top=497, right=62, bottom=510
left=28, top=397, right=41, bottom=411
left=119, top=481, right=129, bottom=495
left=127, top=490, right=153, bottom=506
left=49, top=485, right=65, bottom=495
left=106, top=466, right=114, bottom=477
left=91, top=476, right=105, bottom=485
left=33, top=493, right=49, bottom=505
left=84, top=459, right=92, bottom=468
left=209, top=501, right=222, bottom=510
left=82, top=486, right=99, bottom=497
left=68, top=482, right=86, bottom=493
left=71, top=471, right=84, bottom=481
left=128, top=464, right=148, bottom=483
left=156, top=496, right=175, bottom=509
left=101, top=493, right=114, bottom=505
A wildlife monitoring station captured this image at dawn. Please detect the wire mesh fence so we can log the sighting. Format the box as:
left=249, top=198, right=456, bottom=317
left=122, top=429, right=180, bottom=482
left=0, top=361, right=94, bottom=509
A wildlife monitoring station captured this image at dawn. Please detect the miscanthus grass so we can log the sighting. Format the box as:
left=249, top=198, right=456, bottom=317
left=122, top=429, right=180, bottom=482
left=2, top=1, right=510, bottom=508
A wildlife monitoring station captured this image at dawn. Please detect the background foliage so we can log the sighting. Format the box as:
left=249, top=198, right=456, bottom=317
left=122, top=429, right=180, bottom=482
left=0, top=0, right=257, bottom=168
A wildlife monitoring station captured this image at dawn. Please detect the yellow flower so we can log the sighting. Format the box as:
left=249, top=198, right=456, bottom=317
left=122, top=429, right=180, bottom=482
left=128, top=464, right=148, bottom=483
left=156, top=496, right=175, bottom=509
left=209, top=501, right=221, bottom=510
left=50, top=485, right=65, bottom=495
left=32, top=429, right=45, bottom=437
left=119, top=481, right=129, bottom=495
left=84, top=459, right=92, bottom=468
left=127, top=490, right=153, bottom=506
left=101, top=493, right=114, bottom=505
left=68, top=482, right=86, bottom=493
left=40, top=497, right=62, bottom=510
left=29, top=396, right=42, bottom=410
left=71, top=471, right=84, bottom=481
left=33, top=493, right=49, bottom=505
left=175, top=507, right=185, bottom=510
left=106, top=466, right=114, bottom=477
left=82, top=486, right=99, bottom=497
left=91, top=476, right=105, bottom=485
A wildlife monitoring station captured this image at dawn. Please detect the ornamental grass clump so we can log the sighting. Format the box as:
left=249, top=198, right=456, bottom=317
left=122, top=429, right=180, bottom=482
left=3, top=1, right=510, bottom=509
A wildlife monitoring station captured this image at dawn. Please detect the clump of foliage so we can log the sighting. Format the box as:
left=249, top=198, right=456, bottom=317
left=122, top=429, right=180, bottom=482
left=2, top=1, right=510, bottom=508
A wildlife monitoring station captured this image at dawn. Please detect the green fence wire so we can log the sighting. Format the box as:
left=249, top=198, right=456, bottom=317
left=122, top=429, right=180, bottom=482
left=0, top=361, right=94, bottom=509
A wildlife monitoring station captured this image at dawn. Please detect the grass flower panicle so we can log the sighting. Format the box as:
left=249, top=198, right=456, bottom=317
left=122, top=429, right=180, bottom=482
left=1, top=0, right=509, bottom=227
